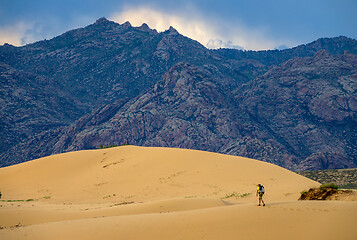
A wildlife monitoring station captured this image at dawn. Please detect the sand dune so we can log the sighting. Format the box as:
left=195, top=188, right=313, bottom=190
left=0, top=146, right=319, bottom=203
left=0, top=146, right=356, bottom=239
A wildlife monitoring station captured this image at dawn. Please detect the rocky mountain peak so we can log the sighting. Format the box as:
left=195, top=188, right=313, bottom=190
left=135, top=23, right=157, bottom=34
left=122, top=21, right=132, bottom=28
left=94, top=17, right=111, bottom=25
left=167, top=26, right=179, bottom=35
left=307, top=36, right=357, bottom=55
left=91, top=18, right=132, bottom=32
left=1, top=43, right=14, bottom=47
left=137, top=23, right=151, bottom=32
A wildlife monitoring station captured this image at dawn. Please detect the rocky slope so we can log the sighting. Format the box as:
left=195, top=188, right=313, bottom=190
left=0, top=18, right=356, bottom=170
left=298, top=168, right=357, bottom=189
left=0, top=62, right=83, bottom=154
left=0, top=18, right=240, bottom=165
left=4, top=53, right=356, bottom=171
left=234, top=50, right=357, bottom=170
left=0, top=63, right=240, bottom=164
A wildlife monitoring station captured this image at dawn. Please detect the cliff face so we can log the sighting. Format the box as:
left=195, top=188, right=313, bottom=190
left=0, top=18, right=356, bottom=170
left=235, top=50, right=357, bottom=170
left=0, top=18, right=233, bottom=165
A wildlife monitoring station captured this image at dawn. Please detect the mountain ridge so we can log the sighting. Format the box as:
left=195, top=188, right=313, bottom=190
left=0, top=18, right=356, bottom=170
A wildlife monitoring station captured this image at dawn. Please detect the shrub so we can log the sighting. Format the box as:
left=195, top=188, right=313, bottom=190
left=320, top=182, right=338, bottom=189
left=222, top=192, right=251, bottom=199
left=99, top=143, right=131, bottom=149
left=300, top=190, right=308, bottom=195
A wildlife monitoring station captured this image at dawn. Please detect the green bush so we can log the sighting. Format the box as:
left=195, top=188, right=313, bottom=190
left=99, top=143, right=131, bottom=149
left=300, top=190, right=308, bottom=195
left=320, top=182, right=338, bottom=189
left=99, top=144, right=118, bottom=149
left=222, top=192, right=251, bottom=199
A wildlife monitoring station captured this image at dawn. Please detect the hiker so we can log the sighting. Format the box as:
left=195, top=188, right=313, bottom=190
left=256, top=184, right=265, bottom=206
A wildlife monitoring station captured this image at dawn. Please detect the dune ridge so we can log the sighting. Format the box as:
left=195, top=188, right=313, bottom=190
left=0, top=146, right=356, bottom=240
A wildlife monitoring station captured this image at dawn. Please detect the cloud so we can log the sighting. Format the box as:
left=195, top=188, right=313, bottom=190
left=0, top=14, right=95, bottom=47
left=0, top=21, right=58, bottom=46
left=0, top=4, right=293, bottom=50
left=274, top=44, right=289, bottom=50
left=207, top=39, right=244, bottom=50
left=110, top=6, right=217, bottom=47
left=110, top=5, right=290, bottom=50
left=0, top=22, right=33, bottom=46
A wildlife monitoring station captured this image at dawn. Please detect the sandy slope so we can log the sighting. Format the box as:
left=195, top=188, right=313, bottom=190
left=0, top=146, right=356, bottom=240
left=0, top=146, right=318, bottom=203
left=3, top=201, right=357, bottom=240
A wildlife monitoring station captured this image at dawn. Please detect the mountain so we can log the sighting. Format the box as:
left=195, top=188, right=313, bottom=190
left=213, top=36, right=357, bottom=83
left=2, top=63, right=245, bottom=165
left=214, top=36, right=357, bottom=67
left=0, top=62, right=83, bottom=154
left=0, top=17, right=241, bottom=165
left=0, top=18, right=356, bottom=170
left=234, top=50, right=357, bottom=170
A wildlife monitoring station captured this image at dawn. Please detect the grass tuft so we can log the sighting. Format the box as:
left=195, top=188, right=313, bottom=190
left=222, top=192, right=251, bottom=199
left=320, top=182, right=339, bottom=189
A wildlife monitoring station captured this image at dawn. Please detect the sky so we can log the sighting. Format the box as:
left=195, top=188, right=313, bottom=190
left=0, top=0, right=356, bottom=50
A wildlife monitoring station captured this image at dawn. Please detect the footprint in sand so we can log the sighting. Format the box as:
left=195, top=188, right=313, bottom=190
left=103, top=159, right=126, bottom=168
left=94, top=182, right=108, bottom=187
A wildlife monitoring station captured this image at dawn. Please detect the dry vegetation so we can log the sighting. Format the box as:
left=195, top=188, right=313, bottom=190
left=297, top=168, right=357, bottom=189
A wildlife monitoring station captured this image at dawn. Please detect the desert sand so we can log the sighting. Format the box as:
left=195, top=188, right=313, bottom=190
left=0, top=146, right=356, bottom=240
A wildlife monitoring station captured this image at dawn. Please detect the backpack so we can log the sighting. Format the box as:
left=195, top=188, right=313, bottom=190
left=259, top=185, right=265, bottom=194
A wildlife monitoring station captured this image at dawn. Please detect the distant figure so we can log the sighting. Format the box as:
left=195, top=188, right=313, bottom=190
left=0, top=191, right=2, bottom=199
left=256, top=184, right=265, bottom=206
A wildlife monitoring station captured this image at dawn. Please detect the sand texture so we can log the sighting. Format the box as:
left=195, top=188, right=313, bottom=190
left=0, top=146, right=356, bottom=239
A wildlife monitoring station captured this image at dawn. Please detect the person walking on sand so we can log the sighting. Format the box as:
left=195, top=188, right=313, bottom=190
left=256, top=184, right=265, bottom=206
